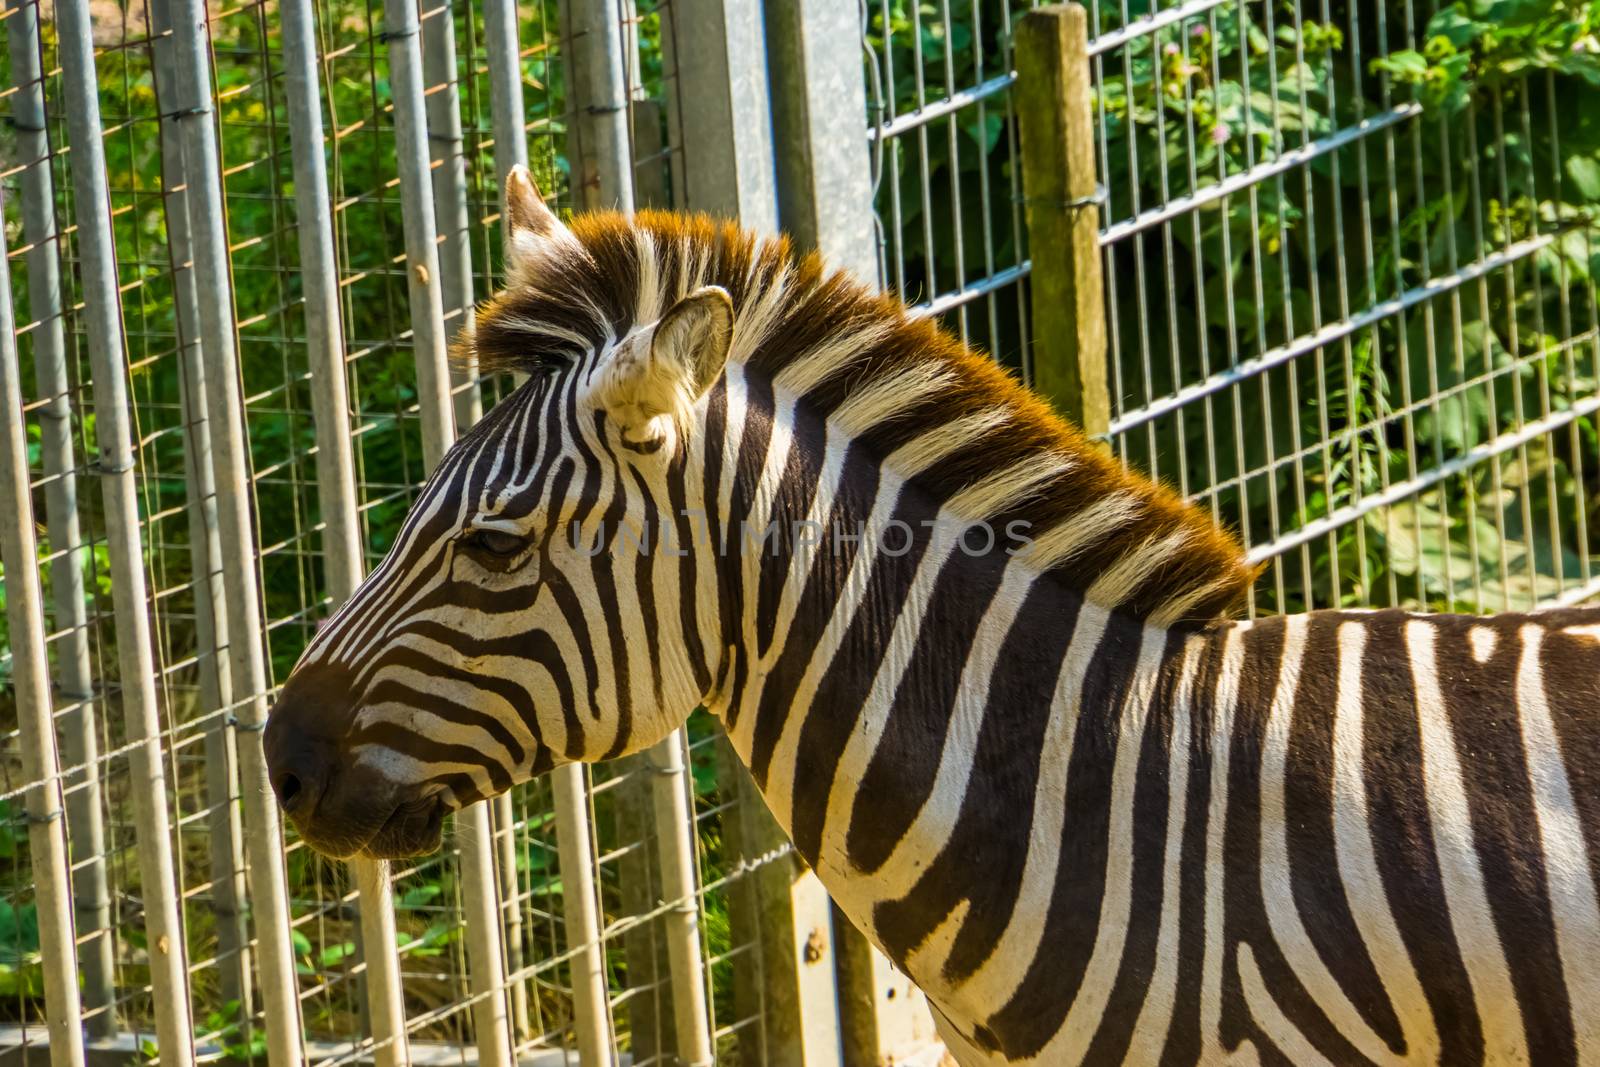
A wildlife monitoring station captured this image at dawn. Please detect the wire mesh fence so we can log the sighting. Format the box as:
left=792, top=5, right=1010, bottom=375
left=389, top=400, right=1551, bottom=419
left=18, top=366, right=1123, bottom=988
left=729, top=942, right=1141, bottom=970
left=864, top=0, right=1600, bottom=619
left=0, top=0, right=795, bottom=1064
left=0, top=1, right=1596, bottom=1066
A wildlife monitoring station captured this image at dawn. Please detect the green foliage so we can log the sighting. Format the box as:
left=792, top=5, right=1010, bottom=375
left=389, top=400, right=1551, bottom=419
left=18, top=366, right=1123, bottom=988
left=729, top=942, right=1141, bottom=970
left=0, top=885, right=43, bottom=1000
left=203, top=1000, right=269, bottom=1062
left=869, top=0, right=1600, bottom=613
left=1373, top=0, right=1600, bottom=115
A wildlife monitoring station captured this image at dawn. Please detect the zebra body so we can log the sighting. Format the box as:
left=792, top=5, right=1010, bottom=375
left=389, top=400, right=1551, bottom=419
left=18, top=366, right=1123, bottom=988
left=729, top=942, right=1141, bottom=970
left=265, top=171, right=1600, bottom=1065
left=709, top=352, right=1600, bottom=1063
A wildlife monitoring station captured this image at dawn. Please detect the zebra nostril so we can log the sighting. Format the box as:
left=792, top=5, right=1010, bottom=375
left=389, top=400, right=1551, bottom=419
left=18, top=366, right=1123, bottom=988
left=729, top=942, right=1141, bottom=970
left=276, top=772, right=305, bottom=813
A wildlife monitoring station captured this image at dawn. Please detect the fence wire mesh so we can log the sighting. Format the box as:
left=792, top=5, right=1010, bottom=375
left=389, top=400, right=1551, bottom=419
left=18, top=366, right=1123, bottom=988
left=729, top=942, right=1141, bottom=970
left=0, top=0, right=781, bottom=1064
left=0, top=0, right=1595, bottom=1066
left=864, top=0, right=1600, bottom=618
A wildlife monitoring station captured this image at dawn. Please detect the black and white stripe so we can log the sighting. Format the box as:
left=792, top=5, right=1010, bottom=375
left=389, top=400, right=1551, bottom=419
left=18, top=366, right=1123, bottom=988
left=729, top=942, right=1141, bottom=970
left=276, top=188, right=1600, bottom=1064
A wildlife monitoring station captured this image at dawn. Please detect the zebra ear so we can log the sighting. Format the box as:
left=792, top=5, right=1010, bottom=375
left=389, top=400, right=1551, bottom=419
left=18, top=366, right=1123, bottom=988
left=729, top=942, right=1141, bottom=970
left=653, top=286, right=733, bottom=398
left=504, top=164, right=577, bottom=287
left=594, top=287, right=733, bottom=434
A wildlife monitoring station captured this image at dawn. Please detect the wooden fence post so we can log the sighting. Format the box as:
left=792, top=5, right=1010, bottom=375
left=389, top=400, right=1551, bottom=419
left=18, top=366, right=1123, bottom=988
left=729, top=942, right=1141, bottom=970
left=1015, top=3, right=1111, bottom=436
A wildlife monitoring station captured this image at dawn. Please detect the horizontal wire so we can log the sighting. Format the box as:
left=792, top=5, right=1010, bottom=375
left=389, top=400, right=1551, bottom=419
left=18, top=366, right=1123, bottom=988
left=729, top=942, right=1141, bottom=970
left=1107, top=230, right=1561, bottom=437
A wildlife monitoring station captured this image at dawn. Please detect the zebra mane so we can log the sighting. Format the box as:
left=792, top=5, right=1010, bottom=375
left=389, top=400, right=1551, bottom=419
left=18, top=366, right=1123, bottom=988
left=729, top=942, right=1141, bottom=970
left=470, top=211, right=1262, bottom=626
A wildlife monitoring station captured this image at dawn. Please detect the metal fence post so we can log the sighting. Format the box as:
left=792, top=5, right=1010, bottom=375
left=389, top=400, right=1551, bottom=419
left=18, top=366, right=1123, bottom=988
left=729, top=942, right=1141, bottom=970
left=478, top=3, right=534, bottom=1038
left=561, top=0, right=632, bottom=213
left=384, top=0, right=460, bottom=458
left=615, top=13, right=676, bottom=1024
left=164, top=4, right=310, bottom=1062
left=664, top=3, right=857, bottom=1063
left=763, top=4, right=942, bottom=1062
left=555, top=3, right=638, bottom=1061
left=481, top=0, right=528, bottom=196
left=385, top=1, right=516, bottom=1064
left=550, top=768, right=611, bottom=1065
left=646, top=733, right=713, bottom=1067
left=58, top=5, right=198, bottom=1063
left=422, top=0, right=483, bottom=429
left=562, top=4, right=724, bottom=1063
left=149, top=0, right=253, bottom=1033
left=670, top=0, right=777, bottom=228
left=417, top=41, right=532, bottom=1040
left=763, top=0, right=877, bottom=285
left=164, top=3, right=307, bottom=1064
left=1014, top=4, right=1110, bottom=435
left=0, top=187, right=87, bottom=1067
left=279, top=0, right=414, bottom=1062
left=3, top=0, right=117, bottom=1037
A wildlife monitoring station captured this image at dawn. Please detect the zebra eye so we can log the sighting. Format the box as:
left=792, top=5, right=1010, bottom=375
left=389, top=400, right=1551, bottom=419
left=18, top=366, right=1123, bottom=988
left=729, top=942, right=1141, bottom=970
left=459, top=527, right=529, bottom=563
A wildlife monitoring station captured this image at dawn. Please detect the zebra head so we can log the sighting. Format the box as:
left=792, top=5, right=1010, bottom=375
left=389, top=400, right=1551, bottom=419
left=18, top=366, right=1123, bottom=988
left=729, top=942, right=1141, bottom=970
left=265, top=168, right=738, bottom=858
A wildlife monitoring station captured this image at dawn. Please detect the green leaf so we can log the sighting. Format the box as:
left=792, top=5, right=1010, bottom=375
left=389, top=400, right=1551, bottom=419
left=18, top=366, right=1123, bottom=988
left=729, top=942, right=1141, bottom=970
left=1372, top=50, right=1431, bottom=80
left=398, top=883, right=443, bottom=909
left=318, top=941, right=357, bottom=968
left=1430, top=7, right=1488, bottom=48
left=0, top=901, right=40, bottom=964
left=1566, top=153, right=1600, bottom=199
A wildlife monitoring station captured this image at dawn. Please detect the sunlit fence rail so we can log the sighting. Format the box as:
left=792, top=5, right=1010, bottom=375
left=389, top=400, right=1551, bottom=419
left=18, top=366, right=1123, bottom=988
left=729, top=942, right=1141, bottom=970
left=0, top=1, right=1596, bottom=1066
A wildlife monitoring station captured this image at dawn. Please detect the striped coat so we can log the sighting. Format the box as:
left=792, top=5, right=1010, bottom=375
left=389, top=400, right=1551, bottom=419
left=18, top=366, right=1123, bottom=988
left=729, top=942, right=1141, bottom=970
left=265, top=169, right=1600, bottom=1065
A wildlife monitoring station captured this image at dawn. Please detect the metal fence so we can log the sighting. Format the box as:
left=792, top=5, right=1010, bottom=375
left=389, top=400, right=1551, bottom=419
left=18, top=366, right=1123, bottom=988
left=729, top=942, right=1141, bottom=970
left=864, top=0, right=1600, bottom=620
left=0, top=1, right=1595, bottom=1067
left=0, top=0, right=814, bottom=1065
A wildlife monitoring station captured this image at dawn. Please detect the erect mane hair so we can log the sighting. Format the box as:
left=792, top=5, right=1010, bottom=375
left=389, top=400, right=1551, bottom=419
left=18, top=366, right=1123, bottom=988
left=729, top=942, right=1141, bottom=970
left=470, top=210, right=1262, bottom=626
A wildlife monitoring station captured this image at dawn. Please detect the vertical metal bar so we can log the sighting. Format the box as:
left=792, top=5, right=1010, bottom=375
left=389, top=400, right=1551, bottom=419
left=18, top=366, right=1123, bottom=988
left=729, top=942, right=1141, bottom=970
left=279, top=0, right=413, bottom=1061
left=565, top=3, right=722, bottom=1062
left=385, top=0, right=458, bottom=459
left=162, top=2, right=304, bottom=1064
left=148, top=0, right=252, bottom=1030
left=621, top=15, right=666, bottom=209
left=552, top=768, right=612, bottom=1064
left=618, top=15, right=674, bottom=1029
left=0, top=185, right=87, bottom=1067
left=58, top=5, right=198, bottom=1063
left=562, top=0, right=633, bottom=212
left=3, top=0, right=116, bottom=1037
left=508, top=5, right=630, bottom=1061
left=492, top=794, right=531, bottom=1045
left=647, top=735, right=713, bottom=1067
left=764, top=0, right=877, bottom=285
left=281, top=0, right=366, bottom=613
left=765, top=3, right=939, bottom=1061
left=662, top=4, right=855, bottom=1063
left=671, top=0, right=777, bottom=228
left=483, top=2, right=536, bottom=982
left=481, top=0, right=528, bottom=200
left=386, top=2, right=515, bottom=1064
left=422, top=6, right=531, bottom=1031
left=422, top=0, right=482, bottom=428
left=456, top=805, right=514, bottom=1064
left=350, top=862, right=409, bottom=1067
left=480, top=6, right=604, bottom=1056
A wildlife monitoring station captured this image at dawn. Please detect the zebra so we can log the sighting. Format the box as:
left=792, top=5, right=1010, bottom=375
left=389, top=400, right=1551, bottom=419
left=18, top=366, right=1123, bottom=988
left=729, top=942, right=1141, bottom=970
left=265, top=165, right=1600, bottom=1066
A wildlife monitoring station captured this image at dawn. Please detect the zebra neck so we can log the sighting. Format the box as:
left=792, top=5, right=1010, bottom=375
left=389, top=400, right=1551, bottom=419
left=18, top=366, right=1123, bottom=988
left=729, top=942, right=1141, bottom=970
left=699, top=367, right=1201, bottom=1006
